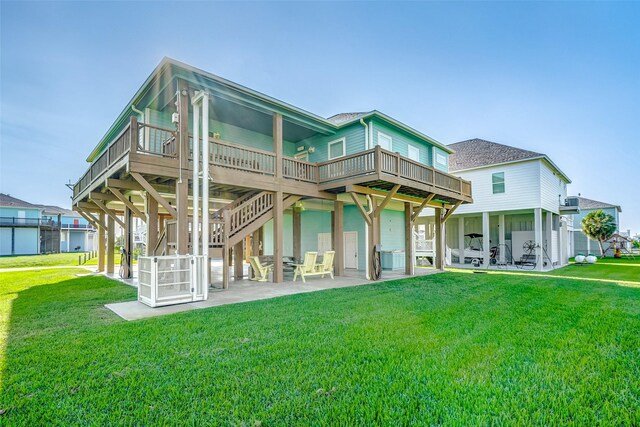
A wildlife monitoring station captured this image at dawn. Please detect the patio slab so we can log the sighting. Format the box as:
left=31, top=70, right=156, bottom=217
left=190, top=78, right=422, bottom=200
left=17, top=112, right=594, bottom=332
left=105, top=267, right=440, bottom=321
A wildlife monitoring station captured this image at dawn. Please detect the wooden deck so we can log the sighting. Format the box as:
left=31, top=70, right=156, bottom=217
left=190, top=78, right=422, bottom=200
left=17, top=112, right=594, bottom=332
left=72, top=119, right=472, bottom=206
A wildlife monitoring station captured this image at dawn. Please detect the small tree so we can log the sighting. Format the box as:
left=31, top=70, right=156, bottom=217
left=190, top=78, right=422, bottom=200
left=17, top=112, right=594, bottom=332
left=581, top=210, right=616, bottom=258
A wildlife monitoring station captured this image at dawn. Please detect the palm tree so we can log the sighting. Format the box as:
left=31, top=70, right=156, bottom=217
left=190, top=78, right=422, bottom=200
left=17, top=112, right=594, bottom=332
left=581, top=210, right=617, bottom=258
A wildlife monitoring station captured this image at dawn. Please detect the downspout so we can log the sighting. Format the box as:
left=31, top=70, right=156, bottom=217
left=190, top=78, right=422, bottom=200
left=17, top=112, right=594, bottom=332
left=360, top=118, right=369, bottom=149
left=130, top=104, right=144, bottom=122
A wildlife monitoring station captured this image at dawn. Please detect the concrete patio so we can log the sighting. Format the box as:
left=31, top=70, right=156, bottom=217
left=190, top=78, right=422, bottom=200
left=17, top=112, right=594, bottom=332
left=106, top=263, right=441, bottom=321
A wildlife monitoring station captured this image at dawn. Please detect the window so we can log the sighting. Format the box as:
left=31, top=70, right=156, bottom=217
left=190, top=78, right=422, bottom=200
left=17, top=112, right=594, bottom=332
left=328, top=138, right=346, bottom=160
left=407, top=144, right=420, bottom=162
left=436, top=153, right=447, bottom=165
left=492, top=172, right=505, bottom=194
left=377, top=132, right=392, bottom=151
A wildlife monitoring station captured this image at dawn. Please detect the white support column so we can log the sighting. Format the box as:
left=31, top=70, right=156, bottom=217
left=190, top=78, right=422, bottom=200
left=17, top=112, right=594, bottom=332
left=192, top=96, right=200, bottom=257
left=201, top=92, right=210, bottom=298
left=458, top=217, right=465, bottom=264
left=546, top=211, right=553, bottom=268
left=534, top=208, right=543, bottom=271
left=482, top=212, right=490, bottom=266
left=498, top=214, right=505, bottom=263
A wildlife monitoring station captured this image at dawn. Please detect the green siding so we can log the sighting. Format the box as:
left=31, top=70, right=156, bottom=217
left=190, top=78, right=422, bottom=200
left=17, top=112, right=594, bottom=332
left=372, top=119, right=432, bottom=166
left=380, top=209, right=405, bottom=251
left=343, top=206, right=367, bottom=270
left=433, top=146, right=449, bottom=172
left=0, top=207, right=41, bottom=219
left=300, top=210, right=332, bottom=255
left=296, top=123, right=365, bottom=163
left=262, top=214, right=293, bottom=257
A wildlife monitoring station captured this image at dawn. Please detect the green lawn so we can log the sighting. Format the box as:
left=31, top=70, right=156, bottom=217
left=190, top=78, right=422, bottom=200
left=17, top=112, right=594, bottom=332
left=0, top=252, right=123, bottom=269
left=1, top=268, right=639, bottom=425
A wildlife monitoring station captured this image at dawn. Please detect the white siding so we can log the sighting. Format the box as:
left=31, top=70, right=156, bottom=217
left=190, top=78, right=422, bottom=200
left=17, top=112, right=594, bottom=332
left=539, top=161, right=567, bottom=214
left=453, top=160, right=542, bottom=214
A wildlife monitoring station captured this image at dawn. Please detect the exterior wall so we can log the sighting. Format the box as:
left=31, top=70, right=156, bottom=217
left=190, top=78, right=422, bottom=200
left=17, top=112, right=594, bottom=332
left=0, top=228, right=11, bottom=255
left=299, top=210, right=332, bottom=256
left=539, top=161, right=568, bottom=214
left=380, top=209, right=405, bottom=251
left=13, top=228, right=38, bottom=255
left=453, top=160, right=542, bottom=214
left=297, top=123, right=366, bottom=163
left=433, top=146, right=449, bottom=172
left=0, top=206, right=41, bottom=219
left=370, top=119, right=434, bottom=166
left=263, top=214, right=294, bottom=257
left=343, top=206, right=366, bottom=271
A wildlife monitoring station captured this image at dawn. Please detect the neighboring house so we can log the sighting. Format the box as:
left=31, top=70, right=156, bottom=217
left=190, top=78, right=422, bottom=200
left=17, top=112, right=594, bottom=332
left=568, top=196, right=622, bottom=256
left=420, top=138, right=577, bottom=270
left=70, top=57, right=472, bottom=285
left=38, top=205, right=96, bottom=252
left=0, top=193, right=60, bottom=255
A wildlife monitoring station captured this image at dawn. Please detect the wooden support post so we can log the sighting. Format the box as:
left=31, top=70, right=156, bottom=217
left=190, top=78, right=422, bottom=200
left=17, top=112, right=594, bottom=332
left=333, top=201, right=344, bottom=276
left=92, top=199, right=126, bottom=229
left=368, top=197, right=381, bottom=278
left=404, top=202, right=414, bottom=275
left=273, top=192, right=284, bottom=283
left=293, top=206, right=301, bottom=261
left=97, top=212, right=105, bottom=272
left=435, top=208, right=443, bottom=270
left=145, top=193, right=158, bottom=256
left=234, top=241, right=244, bottom=280
left=273, top=113, right=284, bottom=283
left=106, top=215, right=115, bottom=274
left=252, top=228, right=261, bottom=256
left=274, top=113, right=283, bottom=178
left=176, top=79, right=190, bottom=254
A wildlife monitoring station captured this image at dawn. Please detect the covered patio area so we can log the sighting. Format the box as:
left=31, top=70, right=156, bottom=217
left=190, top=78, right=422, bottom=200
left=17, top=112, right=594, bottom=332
left=106, top=263, right=441, bottom=321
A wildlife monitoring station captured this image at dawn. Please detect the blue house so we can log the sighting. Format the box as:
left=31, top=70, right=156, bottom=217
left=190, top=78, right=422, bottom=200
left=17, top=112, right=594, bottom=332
left=0, top=193, right=58, bottom=255
left=70, top=58, right=473, bottom=285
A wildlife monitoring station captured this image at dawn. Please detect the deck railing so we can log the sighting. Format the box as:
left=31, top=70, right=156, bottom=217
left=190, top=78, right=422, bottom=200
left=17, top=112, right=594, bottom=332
left=73, top=118, right=177, bottom=198
left=73, top=117, right=471, bottom=201
left=0, top=217, right=59, bottom=227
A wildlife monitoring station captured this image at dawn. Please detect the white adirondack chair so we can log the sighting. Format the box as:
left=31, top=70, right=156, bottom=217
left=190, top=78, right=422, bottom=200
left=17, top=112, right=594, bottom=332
left=315, top=251, right=335, bottom=279
left=249, top=256, right=273, bottom=282
left=293, top=251, right=318, bottom=283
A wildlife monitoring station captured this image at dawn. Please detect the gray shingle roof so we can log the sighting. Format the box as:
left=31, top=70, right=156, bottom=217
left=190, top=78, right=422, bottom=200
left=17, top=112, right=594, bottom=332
left=0, top=193, right=41, bottom=209
left=448, top=138, right=544, bottom=171
left=326, top=112, right=369, bottom=125
left=35, top=204, right=77, bottom=216
left=572, top=196, right=622, bottom=212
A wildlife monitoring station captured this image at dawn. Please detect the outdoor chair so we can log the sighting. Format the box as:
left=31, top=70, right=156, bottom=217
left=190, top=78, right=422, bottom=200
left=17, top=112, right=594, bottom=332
left=248, top=256, right=273, bottom=282
left=315, top=250, right=335, bottom=279
left=292, top=251, right=318, bottom=283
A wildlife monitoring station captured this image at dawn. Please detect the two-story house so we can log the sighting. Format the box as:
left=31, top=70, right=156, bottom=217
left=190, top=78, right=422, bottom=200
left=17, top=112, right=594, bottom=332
left=39, top=205, right=96, bottom=252
left=0, top=193, right=61, bottom=255
left=70, top=58, right=472, bottom=287
left=419, top=139, right=576, bottom=270
left=568, top=196, right=622, bottom=257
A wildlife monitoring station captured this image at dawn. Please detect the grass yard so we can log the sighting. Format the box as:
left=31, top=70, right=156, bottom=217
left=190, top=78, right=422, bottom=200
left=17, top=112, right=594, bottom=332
left=0, top=252, right=123, bottom=269
left=1, top=267, right=639, bottom=425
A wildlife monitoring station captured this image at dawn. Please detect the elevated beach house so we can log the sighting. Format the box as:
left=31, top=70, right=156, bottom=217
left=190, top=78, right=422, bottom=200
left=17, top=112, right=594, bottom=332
left=70, top=58, right=472, bottom=288
left=419, top=139, right=577, bottom=270
left=568, top=196, right=622, bottom=257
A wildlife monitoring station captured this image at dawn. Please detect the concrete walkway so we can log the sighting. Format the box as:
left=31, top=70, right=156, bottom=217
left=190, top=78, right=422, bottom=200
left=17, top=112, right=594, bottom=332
left=106, top=268, right=441, bottom=321
left=0, top=265, right=96, bottom=273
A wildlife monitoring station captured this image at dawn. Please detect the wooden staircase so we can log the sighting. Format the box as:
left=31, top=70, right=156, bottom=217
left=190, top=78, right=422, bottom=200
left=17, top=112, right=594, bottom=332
left=162, top=191, right=301, bottom=257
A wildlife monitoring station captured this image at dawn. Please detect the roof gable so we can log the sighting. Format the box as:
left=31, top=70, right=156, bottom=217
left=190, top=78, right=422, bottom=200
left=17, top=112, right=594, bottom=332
left=571, top=196, right=622, bottom=212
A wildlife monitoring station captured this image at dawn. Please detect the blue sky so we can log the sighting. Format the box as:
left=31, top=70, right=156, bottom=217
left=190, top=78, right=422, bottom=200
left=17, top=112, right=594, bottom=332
left=1, top=1, right=639, bottom=232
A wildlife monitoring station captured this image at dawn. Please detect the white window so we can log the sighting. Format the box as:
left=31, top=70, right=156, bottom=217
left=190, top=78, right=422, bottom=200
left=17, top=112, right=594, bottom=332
left=377, top=132, right=392, bottom=151
left=407, top=145, right=420, bottom=162
left=328, top=138, right=346, bottom=160
left=436, top=153, right=447, bottom=165
left=492, top=172, right=505, bottom=194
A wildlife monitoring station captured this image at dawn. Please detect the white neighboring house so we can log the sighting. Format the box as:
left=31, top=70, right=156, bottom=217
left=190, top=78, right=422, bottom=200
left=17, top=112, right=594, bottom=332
left=419, top=138, right=578, bottom=270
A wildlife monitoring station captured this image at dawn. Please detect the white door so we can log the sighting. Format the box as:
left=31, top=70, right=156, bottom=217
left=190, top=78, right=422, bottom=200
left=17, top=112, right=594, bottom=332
left=317, top=233, right=332, bottom=254
left=344, top=231, right=358, bottom=269
left=408, top=144, right=420, bottom=162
